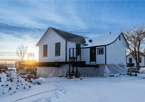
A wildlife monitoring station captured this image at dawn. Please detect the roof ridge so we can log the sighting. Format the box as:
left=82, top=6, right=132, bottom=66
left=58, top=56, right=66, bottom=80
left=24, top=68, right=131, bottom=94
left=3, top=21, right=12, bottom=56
left=90, top=32, right=121, bottom=39
left=50, top=27, right=85, bottom=38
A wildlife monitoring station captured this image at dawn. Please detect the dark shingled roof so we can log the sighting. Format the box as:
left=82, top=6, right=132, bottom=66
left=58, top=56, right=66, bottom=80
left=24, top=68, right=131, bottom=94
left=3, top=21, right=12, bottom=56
left=51, top=27, right=86, bottom=44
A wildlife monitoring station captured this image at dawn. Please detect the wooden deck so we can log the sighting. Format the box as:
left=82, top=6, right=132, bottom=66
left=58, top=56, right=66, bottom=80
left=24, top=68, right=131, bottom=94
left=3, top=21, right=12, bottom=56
left=21, top=61, right=99, bottom=68
left=21, top=62, right=69, bottom=67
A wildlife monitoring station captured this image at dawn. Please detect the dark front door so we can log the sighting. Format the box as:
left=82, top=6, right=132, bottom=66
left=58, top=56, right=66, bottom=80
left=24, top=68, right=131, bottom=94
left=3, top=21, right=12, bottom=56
left=90, top=47, right=96, bottom=62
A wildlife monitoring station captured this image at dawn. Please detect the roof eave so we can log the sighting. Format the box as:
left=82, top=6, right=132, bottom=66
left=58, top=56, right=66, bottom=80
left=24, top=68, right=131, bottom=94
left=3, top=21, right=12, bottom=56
left=121, top=32, right=129, bottom=47
left=36, top=27, right=68, bottom=46
left=36, top=27, right=51, bottom=46
left=83, top=32, right=124, bottom=48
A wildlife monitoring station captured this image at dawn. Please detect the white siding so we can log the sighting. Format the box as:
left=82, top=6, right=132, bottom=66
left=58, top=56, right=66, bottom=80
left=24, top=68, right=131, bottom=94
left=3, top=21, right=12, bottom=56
left=66, top=41, right=76, bottom=62
left=39, top=29, right=66, bottom=62
left=96, top=46, right=105, bottom=64
left=66, top=41, right=84, bottom=62
left=81, top=48, right=90, bottom=64
left=106, top=34, right=127, bottom=65
left=126, top=54, right=145, bottom=66
left=81, top=46, right=105, bottom=64
left=37, top=29, right=127, bottom=65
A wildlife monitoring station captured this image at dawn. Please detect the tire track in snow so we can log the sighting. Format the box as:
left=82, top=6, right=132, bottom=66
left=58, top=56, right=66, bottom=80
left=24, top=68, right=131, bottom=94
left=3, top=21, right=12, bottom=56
left=32, top=82, right=68, bottom=102
left=12, top=89, right=62, bottom=102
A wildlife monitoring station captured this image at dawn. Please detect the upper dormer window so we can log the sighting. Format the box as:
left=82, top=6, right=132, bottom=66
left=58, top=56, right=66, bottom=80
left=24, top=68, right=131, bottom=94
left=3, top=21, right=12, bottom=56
left=119, top=35, right=121, bottom=40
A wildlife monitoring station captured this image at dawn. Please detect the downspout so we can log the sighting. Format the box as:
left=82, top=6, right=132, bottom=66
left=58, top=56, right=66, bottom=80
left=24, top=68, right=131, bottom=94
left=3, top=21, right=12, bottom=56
left=144, top=55, right=145, bottom=67
left=65, top=41, right=67, bottom=62
left=105, top=45, right=107, bottom=65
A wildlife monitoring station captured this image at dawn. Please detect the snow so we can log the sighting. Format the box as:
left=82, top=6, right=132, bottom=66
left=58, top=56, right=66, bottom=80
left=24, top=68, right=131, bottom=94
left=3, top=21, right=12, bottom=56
left=8, top=68, right=16, bottom=72
left=31, top=77, right=45, bottom=84
left=104, top=65, right=110, bottom=76
left=139, top=67, right=145, bottom=73
left=0, top=71, right=32, bottom=97
left=85, top=32, right=121, bottom=47
left=1, top=73, right=145, bottom=102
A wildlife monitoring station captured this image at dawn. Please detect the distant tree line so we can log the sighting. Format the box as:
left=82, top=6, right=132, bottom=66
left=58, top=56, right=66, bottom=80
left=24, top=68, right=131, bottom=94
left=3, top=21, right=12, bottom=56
left=0, top=65, right=8, bottom=70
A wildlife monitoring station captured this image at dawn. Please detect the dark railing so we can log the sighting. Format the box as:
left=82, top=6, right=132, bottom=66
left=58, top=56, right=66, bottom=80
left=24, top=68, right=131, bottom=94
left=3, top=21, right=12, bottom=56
left=127, top=63, right=135, bottom=67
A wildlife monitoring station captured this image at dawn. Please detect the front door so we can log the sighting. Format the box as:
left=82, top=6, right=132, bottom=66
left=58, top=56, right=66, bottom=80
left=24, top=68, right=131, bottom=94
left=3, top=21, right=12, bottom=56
left=90, top=47, right=96, bottom=63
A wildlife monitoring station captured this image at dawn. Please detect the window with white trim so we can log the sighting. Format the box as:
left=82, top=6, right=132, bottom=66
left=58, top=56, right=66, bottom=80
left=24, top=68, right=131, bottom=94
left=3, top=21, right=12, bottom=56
left=98, top=48, right=104, bottom=55
left=76, top=44, right=81, bottom=55
left=55, top=42, right=60, bottom=56
left=43, top=45, right=47, bottom=57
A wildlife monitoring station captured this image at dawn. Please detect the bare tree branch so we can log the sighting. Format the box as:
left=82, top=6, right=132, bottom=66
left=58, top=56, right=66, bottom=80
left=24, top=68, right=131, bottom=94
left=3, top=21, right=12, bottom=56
left=124, top=25, right=145, bottom=69
left=16, top=45, right=28, bottom=61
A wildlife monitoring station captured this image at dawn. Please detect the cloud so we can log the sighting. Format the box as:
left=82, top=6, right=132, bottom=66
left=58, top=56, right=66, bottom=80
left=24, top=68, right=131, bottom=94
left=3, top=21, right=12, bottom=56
left=0, top=22, right=44, bottom=35
left=0, top=59, right=18, bottom=61
left=0, top=31, right=40, bottom=61
left=0, top=0, right=90, bottom=31
left=0, top=52, right=16, bottom=56
left=0, top=0, right=145, bottom=61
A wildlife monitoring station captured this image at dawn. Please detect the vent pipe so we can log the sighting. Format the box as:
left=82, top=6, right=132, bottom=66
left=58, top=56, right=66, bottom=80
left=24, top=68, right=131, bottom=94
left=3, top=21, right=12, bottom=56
left=89, top=39, right=92, bottom=43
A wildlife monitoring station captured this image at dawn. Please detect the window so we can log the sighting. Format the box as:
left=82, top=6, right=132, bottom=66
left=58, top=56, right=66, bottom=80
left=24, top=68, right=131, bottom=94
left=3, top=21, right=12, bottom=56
left=98, top=48, right=104, bottom=55
left=55, top=42, right=60, bottom=56
left=43, top=45, right=47, bottom=57
left=76, top=44, right=81, bottom=55
left=129, top=58, right=132, bottom=63
left=119, top=35, right=121, bottom=40
left=139, top=57, right=141, bottom=63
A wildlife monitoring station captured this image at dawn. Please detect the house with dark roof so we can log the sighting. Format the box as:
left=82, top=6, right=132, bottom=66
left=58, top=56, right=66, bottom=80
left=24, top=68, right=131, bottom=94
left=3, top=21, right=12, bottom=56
left=36, top=27, right=128, bottom=64
left=36, top=27, right=129, bottom=77
left=36, top=27, right=86, bottom=62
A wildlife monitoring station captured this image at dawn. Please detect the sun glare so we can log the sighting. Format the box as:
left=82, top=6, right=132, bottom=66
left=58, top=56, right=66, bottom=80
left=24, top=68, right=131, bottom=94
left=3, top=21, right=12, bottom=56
left=28, top=57, right=34, bottom=61
left=23, top=47, right=39, bottom=61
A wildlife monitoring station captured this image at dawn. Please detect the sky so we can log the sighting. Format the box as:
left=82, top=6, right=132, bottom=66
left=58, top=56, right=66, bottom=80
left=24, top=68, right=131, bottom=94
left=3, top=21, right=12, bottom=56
left=0, top=0, right=145, bottom=62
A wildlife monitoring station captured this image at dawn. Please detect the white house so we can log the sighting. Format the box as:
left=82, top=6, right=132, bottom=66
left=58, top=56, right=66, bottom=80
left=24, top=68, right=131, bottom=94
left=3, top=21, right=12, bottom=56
left=36, top=27, right=129, bottom=65
left=126, top=53, right=145, bottom=67
left=36, top=27, right=129, bottom=77
left=36, top=27, right=85, bottom=63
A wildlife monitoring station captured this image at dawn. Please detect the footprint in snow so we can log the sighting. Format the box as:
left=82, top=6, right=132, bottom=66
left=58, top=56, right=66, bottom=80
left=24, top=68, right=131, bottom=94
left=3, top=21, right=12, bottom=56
left=44, top=96, right=52, bottom=102
left=54, top=90, right=59, bottom=99
left=63, top=90, right=67, bottom=94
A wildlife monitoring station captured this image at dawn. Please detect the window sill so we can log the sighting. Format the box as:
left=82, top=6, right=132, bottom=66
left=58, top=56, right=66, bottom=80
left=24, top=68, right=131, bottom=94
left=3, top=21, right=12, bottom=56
left=55, top=55, right=60, bottom=57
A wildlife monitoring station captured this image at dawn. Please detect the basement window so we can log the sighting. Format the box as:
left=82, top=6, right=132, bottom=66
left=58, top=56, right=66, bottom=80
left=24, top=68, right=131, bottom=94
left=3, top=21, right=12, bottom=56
left=55, top=42, right=60, bottom=56
left=43, top=45, right=47, bottom=57
left=98, top=48, right=104, bottom=55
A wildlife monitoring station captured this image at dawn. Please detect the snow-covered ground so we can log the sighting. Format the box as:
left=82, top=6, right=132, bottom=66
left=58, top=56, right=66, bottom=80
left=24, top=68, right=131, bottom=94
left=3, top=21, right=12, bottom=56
left=0, top=71, right=32, bottom=97
left=1, top=73, right=145, bottom=102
